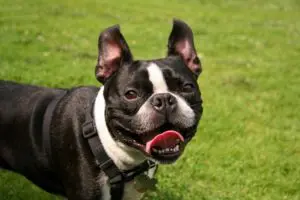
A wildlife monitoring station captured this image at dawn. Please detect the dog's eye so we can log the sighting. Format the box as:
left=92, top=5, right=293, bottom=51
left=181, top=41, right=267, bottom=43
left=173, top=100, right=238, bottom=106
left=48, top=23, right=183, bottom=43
left=125, top=90, right=138, bottom=100
left=183, top=83, right=194, bottom=89
left=183, top=83, right=195, bottom=93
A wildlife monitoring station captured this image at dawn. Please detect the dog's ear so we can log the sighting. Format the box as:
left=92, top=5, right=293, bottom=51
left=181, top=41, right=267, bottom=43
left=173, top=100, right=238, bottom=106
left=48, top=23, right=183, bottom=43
left=96, top=25, right=133, bottom=83
left=167, top=19, right=201, bottom=76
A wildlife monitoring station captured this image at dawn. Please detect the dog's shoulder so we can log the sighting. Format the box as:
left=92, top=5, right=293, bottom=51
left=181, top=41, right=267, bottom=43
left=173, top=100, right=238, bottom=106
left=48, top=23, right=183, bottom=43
left=55, top=86, right=98, bottom=112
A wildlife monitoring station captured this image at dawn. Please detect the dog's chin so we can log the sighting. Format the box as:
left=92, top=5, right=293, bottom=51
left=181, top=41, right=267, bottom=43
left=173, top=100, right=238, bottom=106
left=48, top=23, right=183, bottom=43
left=113, top=124, right=195, bottom=164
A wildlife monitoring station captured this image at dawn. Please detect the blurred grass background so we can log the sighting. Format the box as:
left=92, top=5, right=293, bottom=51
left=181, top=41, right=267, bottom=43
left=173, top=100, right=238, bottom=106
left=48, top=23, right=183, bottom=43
left=1, top=0, right=300, bottom=199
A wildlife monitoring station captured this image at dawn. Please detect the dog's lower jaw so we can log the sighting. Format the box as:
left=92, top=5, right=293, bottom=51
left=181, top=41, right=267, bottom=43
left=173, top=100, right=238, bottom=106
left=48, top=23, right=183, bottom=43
left=94, top=86, right=146, bottom=171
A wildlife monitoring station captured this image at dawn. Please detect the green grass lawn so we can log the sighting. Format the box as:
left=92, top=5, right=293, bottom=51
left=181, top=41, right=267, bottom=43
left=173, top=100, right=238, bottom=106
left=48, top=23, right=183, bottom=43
left=1, top=0, right=300, bottom=199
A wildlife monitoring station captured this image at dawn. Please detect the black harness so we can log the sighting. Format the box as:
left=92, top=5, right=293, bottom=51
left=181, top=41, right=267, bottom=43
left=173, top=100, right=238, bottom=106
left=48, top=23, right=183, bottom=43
left=43, top=92, right=156, bottom=200
left=82, top=116, right=156, bottom=199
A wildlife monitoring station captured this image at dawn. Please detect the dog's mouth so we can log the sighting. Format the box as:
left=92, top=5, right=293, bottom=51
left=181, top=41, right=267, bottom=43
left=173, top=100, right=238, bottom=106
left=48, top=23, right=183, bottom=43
left=113, top=123, right=193, bottom=163
left=145, top=130, right=184, bottom=161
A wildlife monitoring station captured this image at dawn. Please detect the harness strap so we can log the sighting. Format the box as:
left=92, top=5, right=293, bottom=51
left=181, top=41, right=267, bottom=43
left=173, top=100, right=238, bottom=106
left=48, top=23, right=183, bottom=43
left=43, top=92, right=67, bottom=163
left=82, top=119, right=124, bottom=199
left=82, top=105, right=156, bottom=200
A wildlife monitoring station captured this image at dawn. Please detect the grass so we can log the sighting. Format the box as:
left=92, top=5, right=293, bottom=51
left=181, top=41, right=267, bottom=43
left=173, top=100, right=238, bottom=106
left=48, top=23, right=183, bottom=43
left=1, top=0, right=300, bottom=199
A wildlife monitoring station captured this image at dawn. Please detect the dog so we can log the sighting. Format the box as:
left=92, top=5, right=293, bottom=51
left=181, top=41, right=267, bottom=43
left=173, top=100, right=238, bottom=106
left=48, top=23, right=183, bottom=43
left=0, top=19, right=203, bottom=200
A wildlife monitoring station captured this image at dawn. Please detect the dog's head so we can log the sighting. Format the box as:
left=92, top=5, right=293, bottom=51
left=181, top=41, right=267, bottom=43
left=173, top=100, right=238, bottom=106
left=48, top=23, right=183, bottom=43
left=95, top=19, right=203, bottom=164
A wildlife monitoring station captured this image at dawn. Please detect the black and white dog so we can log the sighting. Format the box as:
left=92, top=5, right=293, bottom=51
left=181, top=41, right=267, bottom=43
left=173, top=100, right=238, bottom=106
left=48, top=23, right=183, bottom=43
left=0, top=19, right=203, bottom=200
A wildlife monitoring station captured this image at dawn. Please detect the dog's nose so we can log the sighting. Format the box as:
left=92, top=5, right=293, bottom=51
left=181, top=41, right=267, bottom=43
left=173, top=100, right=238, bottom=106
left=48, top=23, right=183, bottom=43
left=150, top=93, right=177, bottom=112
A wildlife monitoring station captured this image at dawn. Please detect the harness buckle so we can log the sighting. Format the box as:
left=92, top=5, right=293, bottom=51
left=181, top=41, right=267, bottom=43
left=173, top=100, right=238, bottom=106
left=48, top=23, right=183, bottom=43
left=82, top=121, right=97, bottom=138
left=110, top=174, right=123, bottom=185
left=147, top=160, right=156, bottom=169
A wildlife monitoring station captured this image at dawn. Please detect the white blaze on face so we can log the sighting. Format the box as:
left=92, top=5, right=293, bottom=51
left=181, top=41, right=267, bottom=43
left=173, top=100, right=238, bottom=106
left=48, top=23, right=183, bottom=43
left=135, top=63, right=195, bottom=130
left=147, top=63, right=168, bottom=93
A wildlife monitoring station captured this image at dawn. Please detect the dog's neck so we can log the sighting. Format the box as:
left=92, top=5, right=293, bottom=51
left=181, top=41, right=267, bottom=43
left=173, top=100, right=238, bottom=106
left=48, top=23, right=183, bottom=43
left=93, top=86, right=146, bottom=171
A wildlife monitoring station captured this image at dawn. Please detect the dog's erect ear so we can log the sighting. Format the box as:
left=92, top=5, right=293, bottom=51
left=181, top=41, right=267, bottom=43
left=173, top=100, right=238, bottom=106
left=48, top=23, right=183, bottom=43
left=95, top=25, right=133, bottom=83
left=167, top=19, right=201, bottom=76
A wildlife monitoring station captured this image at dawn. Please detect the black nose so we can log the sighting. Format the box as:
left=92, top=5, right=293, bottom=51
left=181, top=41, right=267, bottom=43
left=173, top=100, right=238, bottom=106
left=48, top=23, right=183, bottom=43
left=150, top=93, right=177, bottom=112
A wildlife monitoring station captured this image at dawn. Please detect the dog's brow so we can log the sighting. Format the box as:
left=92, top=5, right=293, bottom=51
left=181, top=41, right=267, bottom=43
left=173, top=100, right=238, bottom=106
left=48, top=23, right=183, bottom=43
left=147, top=63, right=168, bottom=93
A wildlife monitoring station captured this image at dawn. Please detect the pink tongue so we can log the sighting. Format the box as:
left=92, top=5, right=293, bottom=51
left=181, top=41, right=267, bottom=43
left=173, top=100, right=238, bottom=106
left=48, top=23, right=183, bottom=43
left=146, top=130, right=184, bottom=154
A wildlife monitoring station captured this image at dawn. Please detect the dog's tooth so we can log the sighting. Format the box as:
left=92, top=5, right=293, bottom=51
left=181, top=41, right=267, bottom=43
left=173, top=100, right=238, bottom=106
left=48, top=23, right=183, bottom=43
left=153, top=148, right=157, bottom=153
left=166, top=148, right=169, bottom=152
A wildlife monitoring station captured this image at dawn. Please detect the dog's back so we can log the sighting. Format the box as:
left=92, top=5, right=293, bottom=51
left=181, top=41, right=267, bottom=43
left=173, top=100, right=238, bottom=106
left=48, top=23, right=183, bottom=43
left=0, top=80, right=66, bottom=193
